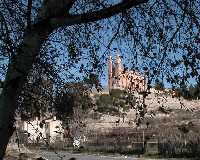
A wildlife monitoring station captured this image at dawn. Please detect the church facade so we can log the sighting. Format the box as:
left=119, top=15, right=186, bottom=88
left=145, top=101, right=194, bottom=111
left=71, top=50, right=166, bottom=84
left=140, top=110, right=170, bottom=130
left=108, top=54, right=147, bottom=92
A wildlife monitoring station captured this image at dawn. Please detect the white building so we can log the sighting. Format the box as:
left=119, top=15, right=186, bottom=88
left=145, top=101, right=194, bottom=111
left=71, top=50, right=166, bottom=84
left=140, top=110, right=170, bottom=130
left=17, top=117, right=64, bottom=144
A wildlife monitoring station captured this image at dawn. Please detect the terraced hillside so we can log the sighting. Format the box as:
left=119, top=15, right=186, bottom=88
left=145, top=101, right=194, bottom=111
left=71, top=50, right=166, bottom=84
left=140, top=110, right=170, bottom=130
left=87, top=88, right=200, bottom=130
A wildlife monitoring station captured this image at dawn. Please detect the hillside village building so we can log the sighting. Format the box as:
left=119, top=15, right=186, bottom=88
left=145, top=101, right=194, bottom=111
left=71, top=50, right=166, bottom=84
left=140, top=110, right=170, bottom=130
left=108, top=54, right=147, bottom=92
left=12, top=116, right=64, bottom=144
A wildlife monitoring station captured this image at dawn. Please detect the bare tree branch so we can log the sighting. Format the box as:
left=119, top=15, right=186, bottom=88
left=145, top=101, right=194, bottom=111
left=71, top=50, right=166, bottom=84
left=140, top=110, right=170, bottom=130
left=49, top=0, right=148, bottom=28
left=27, top=0, right=32, bottom=31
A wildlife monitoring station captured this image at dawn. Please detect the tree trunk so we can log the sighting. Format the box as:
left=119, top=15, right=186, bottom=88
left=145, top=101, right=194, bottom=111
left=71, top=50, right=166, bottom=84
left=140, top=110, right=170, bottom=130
left=0, top=30, right=49, bottom=158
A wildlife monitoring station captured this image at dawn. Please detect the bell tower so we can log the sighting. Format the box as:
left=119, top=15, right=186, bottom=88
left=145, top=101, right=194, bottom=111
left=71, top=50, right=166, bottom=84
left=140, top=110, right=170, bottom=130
left=108, top=55, right=113, bottom=92
left=115, top=53, right=123, bottom=76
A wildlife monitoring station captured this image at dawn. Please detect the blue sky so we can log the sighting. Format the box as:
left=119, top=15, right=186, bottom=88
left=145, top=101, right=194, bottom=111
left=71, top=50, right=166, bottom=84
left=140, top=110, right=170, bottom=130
left=0, top=0, right=199, bottom=90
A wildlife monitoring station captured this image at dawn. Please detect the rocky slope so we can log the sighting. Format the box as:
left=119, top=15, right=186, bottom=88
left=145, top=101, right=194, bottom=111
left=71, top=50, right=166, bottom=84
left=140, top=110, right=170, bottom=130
left=86, top=89, right=200, bottom=130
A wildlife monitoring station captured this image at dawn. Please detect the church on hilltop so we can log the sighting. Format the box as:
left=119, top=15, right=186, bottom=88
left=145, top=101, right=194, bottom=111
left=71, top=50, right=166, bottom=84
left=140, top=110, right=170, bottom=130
left=108, top=53, right=147, bottom=92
